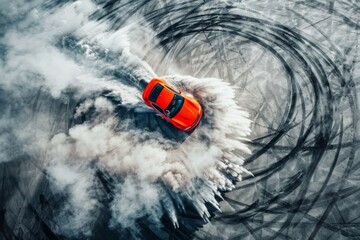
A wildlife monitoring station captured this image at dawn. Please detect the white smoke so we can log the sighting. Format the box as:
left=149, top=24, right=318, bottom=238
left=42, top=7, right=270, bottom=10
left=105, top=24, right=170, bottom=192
left=45, top=75, right=251, bottom=231
left=47, top=164, right=98, bottom=237
left=0, top=0, right=252, bottom=237
left=110, top=178, right=163, bottom=231
left=0, top=0, right=99, bottom=97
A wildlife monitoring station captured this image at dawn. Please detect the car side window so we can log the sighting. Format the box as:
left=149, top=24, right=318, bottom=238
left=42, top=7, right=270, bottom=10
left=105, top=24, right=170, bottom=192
left=152, top=103, right=165, bottom=115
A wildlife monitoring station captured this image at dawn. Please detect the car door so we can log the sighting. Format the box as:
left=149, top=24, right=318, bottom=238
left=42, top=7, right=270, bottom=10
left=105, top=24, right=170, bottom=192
left=152, top=103, right=169, bottom=121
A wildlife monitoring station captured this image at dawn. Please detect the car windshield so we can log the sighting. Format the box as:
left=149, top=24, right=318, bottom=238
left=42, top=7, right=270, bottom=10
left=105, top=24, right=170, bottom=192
left=165, top=94, right=185, bottom=118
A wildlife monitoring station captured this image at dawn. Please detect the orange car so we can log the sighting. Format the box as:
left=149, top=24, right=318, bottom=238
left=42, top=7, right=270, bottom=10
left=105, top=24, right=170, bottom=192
left=142, top=78, right=203, bottom=132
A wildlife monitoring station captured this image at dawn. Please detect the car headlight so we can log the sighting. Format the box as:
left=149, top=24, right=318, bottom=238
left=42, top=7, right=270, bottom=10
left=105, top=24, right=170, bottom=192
left=185, top=114, right=200, bottom=131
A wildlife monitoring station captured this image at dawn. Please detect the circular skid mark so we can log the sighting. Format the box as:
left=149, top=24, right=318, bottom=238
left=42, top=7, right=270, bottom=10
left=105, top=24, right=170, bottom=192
left=0, top=0, right=359, bottom=240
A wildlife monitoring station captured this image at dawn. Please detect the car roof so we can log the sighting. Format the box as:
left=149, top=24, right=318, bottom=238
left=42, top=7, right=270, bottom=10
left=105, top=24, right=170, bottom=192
left=154, top=85, right=175, bottom=110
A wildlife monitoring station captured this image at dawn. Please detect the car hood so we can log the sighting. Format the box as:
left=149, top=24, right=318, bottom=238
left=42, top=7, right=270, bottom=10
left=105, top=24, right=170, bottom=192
left=171, top=98, right=200, bottom=128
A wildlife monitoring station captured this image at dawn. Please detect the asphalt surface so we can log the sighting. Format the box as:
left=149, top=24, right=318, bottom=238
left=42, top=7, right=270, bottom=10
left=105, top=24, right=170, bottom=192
left=0, top=0, right=360, bottom=239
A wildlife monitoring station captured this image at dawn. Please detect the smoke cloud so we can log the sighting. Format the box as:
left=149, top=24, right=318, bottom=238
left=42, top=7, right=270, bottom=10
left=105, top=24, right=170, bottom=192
left=0, top=0, right=251, bottom=238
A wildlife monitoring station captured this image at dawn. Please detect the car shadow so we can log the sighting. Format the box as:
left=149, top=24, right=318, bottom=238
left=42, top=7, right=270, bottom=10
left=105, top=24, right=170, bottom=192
left=71, top=90, right=194, bottom=144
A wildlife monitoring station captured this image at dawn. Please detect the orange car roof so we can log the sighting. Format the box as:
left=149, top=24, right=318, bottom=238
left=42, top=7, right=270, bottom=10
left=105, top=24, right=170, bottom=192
left=154, top=86, right=174, bottom=109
